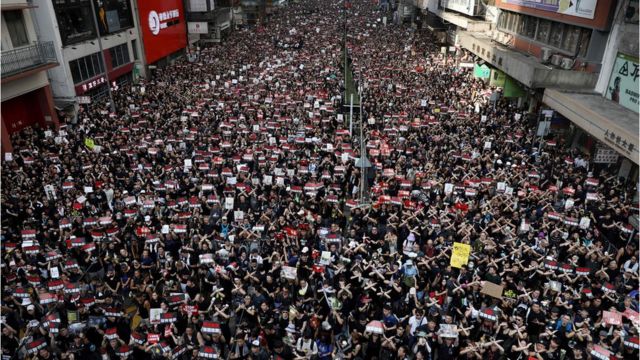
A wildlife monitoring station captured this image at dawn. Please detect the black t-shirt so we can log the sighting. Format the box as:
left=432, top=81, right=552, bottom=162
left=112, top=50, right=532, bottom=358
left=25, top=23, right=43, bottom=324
left=527, top=309, right=546, bottom=336
left=1, top=335, right=18, bottom=356
left=437, top=343, right=459, bottom=360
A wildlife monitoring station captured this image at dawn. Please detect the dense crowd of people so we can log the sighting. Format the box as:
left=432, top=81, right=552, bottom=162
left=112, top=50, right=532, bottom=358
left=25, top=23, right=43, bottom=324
left=2, top=0, right=639, bottom=359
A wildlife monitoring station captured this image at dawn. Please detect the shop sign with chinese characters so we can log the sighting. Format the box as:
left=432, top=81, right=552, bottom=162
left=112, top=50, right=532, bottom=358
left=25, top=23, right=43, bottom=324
left=81, top=76, right=107, bottom=92
left=603, top=129, right=635, bottom=156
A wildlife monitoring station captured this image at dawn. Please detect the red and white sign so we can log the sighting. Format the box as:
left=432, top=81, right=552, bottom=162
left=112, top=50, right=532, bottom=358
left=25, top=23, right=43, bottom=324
left=138, top=0, right=187, bottom=64
left=602, top=310, right=622, bottom=326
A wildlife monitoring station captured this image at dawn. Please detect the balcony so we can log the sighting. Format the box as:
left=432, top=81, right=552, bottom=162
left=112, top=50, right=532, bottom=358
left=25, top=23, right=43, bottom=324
left=1, top=41, right=58, bottom=81
left=458, top=32, right=598, bottom=90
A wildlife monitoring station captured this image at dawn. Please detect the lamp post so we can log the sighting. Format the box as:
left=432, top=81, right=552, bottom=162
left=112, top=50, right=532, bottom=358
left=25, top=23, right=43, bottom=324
left=88, top=0, right=116, bottom=113
left=355, top=92, right=371, bottom=206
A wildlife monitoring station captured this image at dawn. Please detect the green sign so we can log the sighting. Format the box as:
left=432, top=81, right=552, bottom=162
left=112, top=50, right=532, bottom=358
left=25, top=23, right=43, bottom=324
left=504, top=76, right=526, bottom=98
left=489, top=69, right=525, bottom=98
left=606, top=53, right=639, bottom=113
left=490, top=69, right=506, bottom=87
left=473, top=64, right=490, bottom=79
left=84, top=138, right=95, bottom=150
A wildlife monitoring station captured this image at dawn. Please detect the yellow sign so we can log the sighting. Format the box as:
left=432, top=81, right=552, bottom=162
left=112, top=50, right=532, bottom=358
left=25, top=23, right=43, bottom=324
left=450, top=242, right=471, bottom=268
left=84, top=138, right=95, bottom=150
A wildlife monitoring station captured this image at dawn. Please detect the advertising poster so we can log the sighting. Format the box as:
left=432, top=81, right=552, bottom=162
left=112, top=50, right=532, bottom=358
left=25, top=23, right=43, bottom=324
left=504, top=0, right=597, bottom=19
left=137, top=0, right=188, bottom=64
left=606, top=53, right=639, bottom=113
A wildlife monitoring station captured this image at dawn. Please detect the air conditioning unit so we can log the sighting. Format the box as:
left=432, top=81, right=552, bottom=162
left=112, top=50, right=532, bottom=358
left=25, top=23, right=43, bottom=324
left=540, top=47, right=553, bottom=63
left=560, top=57, right=575, bottom=70
left=550, top=54, right=563, bottom=67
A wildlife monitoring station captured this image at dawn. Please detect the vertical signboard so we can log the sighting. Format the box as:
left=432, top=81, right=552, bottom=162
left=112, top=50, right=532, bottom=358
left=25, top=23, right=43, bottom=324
left=606, top=53, right=639, bottom=113
left=137, top=0, right=188, bottom=64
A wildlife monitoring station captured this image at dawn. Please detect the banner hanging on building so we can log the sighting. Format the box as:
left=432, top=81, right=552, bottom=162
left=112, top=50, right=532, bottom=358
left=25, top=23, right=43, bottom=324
left=188, top=22, right=209, bottom=34
left=503, top=0, right=597, bottom=19
left=606, top=53, right=639, bottom=113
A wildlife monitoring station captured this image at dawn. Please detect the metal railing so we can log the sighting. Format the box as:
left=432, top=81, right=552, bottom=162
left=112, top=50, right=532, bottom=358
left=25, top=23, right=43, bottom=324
left=1, top=41, right=58, bottom=78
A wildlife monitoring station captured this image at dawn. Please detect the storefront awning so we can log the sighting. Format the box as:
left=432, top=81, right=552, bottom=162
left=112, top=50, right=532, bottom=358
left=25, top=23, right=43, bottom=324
left=543, top=89, right=639, bottom=164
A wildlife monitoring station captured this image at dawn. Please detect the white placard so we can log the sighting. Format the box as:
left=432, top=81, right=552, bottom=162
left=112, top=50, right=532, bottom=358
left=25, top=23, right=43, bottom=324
left=50, top=267, right=60, bottom=279
left=484, top=141, right=492, bottom=150
left=565, top=199, right=575, bottom=210
left=161, top=225, right=170, bottom=234
left=4, top=153, right=13, bottom=161
left=444, top=183, right=454, bottom=195
left=227, top=177, right=237, bottom=185
left=481, top=115, right=487, bottom=122
left=579, top=217, right=591, bottom=229
left=84, top=187, right=94, bottom=194
left=263, top=175, right=273, bottom=185
left=234, top=211, right=244, bottom=220
left=150, top=308, right=163, bottom=324
left=320, top=251, right=331, bottom=265
left=505, top=187, right=514, bottom=196
left=225, top=197, right=234, bottom=210
left=184, top=159, right=193, bottom=168
left=282, top=266, right=297, bottom=279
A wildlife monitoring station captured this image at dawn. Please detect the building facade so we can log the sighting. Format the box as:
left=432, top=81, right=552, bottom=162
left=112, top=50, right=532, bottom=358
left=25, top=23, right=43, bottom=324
left=186, top=0, right=233, bottom=44
left=32, top=0, right=143, bottom=106
left=1, top=0, right=60, bottom=153
left=420, top=0, right=638, bottom=178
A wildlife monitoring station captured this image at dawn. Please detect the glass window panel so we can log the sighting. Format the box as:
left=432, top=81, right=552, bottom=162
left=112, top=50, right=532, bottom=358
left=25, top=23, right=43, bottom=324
left=536, top=19, right=551, bottom=43
left=131, top=39, right=138, bottom=60
left=78, top=58, right=89, bottom=81
left=87, top=57, right=97, bottom=78
left=122, top=45, right=130, bottom=64
left=578, top=28, right=591, bottom=57
left=562, top=26, right=581, bottom=53
left=549, top=22, right=564, bottom=48
left=4, top=10, right=29, bottom=47
left=523, top=16, right=537, bottom=38
left=70, top=60, right=81, bottom=83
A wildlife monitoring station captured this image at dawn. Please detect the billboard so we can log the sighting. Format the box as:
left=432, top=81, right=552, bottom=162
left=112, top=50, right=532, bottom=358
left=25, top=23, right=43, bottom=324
left=606, top=53, right=639, bottom=113
left=440, top=0, right=479, bottom=16
left=137, top=0, right=187, bottom=64
left=188, top=22, right=209, bottom=34
left=503, top=0, right=597, bottom=19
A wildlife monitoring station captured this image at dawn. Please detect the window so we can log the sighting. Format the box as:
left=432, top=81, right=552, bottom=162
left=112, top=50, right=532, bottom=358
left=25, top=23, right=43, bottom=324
left=4, top=10, right=29, bottom=47
left=549, top=22, right=564, bottom=48
left=562, top=26, right=581, bottom=53
left=536, top=19, right=551, bottom=44
left=109, top=43, right=130, bottom=68
left=523, top=16, right=537, bottom=39
left=577, top=29, right=591, bottom=57
left=69, top=52, right=105, bottom=84
left=95, top=0, right=134, bottom=35
left=131, top=39, right=138, bottom=60
left=54, top=0, right=96, bottom=45
left=496, top=11, right=592, bottom=57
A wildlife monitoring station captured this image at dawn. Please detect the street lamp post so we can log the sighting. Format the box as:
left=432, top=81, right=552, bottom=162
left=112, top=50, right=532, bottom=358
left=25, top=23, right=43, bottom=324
left=88, top=0, right=116, bottom=114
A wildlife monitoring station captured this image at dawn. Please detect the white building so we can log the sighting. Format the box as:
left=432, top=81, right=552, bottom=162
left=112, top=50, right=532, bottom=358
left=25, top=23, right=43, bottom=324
left=1, top=0, right=60, bottom=153
left=32, top=0, right=145, bottom=107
